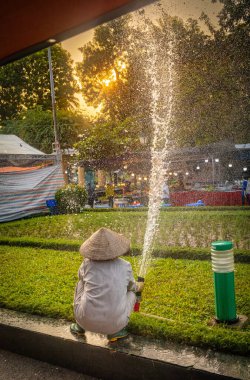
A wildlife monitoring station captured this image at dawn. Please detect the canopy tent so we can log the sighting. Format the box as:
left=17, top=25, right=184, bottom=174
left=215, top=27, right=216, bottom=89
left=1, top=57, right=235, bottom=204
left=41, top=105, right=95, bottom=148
left=0, top=0, right=154, bottom=66
left=0, top=134, right=46, bottom=155
left=0, top=135, right=56, bottom=167
left=0, top=135, right=64, bottom=222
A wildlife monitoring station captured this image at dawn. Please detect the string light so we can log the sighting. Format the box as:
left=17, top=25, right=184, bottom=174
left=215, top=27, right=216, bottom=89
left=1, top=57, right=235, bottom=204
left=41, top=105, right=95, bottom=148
left=215, top=158, right=219, bottom=163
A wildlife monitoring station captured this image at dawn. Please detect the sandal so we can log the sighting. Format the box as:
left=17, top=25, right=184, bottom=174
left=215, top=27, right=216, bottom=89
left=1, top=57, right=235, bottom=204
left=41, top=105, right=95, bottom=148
left=70, top=323, right=85, bottom=335
left=107, top=328, right=129, bottom=342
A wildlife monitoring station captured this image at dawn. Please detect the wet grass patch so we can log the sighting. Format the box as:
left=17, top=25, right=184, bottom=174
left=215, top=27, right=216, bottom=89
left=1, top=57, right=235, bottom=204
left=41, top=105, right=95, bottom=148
left=0, top=245, right=249, bottom=355
left=0, top=208, right=249, bottom=249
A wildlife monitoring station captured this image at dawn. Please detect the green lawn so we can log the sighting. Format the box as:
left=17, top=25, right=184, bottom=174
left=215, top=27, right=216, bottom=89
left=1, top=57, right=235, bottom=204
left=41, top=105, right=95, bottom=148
left=0, top=208, right=249, bottom=249
left=0, top=209, right=249, bottom=354
left=0, top=245, right=249, bottom=355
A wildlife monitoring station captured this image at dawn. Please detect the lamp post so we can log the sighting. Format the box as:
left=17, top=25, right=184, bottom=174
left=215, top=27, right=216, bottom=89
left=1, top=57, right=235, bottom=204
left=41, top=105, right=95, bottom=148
left=205, top=159, right=209, bottom=185
left=211, top=156, right=215, bottom=186
left=139, top=134, right=147, bottom=145
left=48, top=46, right=60, bottom=162
left=215, top=158, right=220, bottom=185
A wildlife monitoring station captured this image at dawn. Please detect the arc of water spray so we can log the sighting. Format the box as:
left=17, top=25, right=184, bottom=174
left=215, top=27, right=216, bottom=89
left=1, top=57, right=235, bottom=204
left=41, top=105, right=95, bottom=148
left=139, top=28, right=176, bottom=278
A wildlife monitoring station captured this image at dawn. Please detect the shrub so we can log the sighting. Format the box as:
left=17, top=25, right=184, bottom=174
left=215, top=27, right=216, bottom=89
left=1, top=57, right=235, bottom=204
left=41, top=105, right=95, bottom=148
left=55, top=185, right=87, bottom=214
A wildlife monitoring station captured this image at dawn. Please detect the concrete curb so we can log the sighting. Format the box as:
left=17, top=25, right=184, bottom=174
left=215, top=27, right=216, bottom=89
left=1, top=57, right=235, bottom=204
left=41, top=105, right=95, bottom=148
left=0, top=309, right=249, bottom=380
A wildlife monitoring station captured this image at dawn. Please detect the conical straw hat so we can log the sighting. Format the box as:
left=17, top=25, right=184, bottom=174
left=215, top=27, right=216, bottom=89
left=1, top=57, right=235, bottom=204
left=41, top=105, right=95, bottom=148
left=79, top=227, right=130, bottom=260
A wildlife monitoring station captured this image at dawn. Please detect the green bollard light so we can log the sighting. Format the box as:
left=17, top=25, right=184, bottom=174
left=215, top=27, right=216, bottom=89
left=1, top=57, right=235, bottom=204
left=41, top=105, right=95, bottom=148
left=211, top=241, right=238, bottom=324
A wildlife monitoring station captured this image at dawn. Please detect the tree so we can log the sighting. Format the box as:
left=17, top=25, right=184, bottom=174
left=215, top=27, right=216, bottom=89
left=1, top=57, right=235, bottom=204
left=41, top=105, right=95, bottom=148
left=1, top=106, right=90, bottom=154
left=138, top=12, right=216, bottom=147
left=76, top=11, right=232, bottom=149
left=76, top=15, right=152, bottom=136
left=75, top=118, right=142, bottom=168
left=76, top=5, right=249, bottom=155
left=154, top=7, right=250, bottom=146
left=0, top=60, right=24, bottom=122
left=189, top=0, right=250, bottom=145
left=0, top=44, right=79, bottom=122
left=212, top=0, right=250, bottom=31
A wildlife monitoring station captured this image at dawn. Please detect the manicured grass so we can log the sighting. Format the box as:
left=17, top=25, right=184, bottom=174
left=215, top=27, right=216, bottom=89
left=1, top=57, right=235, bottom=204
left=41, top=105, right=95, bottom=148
left=0, top=209, right=249, bottom=249
left=0, top=245, right=249, bottom=355
left=0, top=246, right=79, bottom=318
left=0, top=209, right=249, bottom=354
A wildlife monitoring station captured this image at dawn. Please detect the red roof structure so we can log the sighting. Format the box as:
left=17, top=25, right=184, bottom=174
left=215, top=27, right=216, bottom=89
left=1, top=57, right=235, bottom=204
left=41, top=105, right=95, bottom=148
left=0, top=0, right=154, bottom=65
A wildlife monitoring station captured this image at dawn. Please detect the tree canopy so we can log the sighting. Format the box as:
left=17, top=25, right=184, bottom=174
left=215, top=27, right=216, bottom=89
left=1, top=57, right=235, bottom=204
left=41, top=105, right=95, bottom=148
left=0, top=44, right=79, bottom=123
left=77, top=4, right=250, bottom=151
left=213, top=0, right=250, bottom=31
left=76, top=16, right=152, bottom=133
left=75, top=118, right=142, bottom=167
left=2, top=107, right=89, bottom=154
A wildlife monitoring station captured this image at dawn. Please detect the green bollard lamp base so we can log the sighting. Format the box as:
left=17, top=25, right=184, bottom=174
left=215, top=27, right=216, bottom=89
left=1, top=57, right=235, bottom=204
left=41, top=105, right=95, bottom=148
left=214, top=316, right=239, bottom=324
left=208, top=314, right=248, bottom=329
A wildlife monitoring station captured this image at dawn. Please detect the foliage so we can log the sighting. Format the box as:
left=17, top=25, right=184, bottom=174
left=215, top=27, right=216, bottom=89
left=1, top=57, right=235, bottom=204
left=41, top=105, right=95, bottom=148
left=156, top=10, right=249, bottom=146
left=0, top=44, right=79, bottom=122
left=77, top=16, right=151, bottom=123
left=1, top=106, right=90, bottom=154
left=0, top=209, right=249, bottom=250
left=55, top=185, right=87, bottom=214
left=0, top=60, right=24, bottom=122
left=194, top=0, right=250, bottom=146
left=76, top=7, right=250, bottom=149
left=75, top=118, right=141, bottom=166
left=0, top=245, right=249, bottom=354
left=76, top=15, right=152, bottom=150
left=213, top=0, right=250, bottom=31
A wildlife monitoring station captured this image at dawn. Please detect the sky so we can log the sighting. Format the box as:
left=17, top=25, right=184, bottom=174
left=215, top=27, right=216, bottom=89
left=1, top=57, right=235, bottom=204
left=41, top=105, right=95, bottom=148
left=61, top=0, right=223, bottom=113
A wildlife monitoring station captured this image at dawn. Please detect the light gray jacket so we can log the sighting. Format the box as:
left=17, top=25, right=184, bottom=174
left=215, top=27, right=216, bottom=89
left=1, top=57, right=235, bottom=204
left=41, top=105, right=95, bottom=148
left=74, top=257, right=137, bottom=335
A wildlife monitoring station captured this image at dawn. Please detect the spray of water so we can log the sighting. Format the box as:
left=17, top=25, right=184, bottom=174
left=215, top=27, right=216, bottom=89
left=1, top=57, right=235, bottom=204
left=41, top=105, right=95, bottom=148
left=139, top=27, right=176, bottom=278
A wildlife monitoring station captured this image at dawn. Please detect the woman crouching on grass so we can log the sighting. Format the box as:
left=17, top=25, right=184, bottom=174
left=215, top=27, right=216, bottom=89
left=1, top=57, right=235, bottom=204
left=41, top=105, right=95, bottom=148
left=70, top=227, right=144, bottom=342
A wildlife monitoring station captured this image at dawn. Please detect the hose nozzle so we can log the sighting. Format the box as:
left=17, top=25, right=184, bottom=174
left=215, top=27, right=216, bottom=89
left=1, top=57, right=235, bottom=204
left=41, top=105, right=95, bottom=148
left=134, top=276, right=144, bottom=312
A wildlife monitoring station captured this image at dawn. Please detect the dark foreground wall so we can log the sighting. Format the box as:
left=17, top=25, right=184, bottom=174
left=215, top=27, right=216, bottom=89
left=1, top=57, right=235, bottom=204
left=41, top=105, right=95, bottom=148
left=0, top=309, right=248, bottom=380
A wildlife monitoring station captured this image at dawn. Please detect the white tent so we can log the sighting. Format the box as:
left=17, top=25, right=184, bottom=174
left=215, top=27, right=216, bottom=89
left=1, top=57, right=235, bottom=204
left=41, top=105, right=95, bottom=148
left=0, top=134, right=46, bottom=155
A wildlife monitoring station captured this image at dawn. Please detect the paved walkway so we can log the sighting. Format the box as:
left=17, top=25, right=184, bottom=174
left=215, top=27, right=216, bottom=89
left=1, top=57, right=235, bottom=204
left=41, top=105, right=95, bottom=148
left=0, top=348, right=101, bottom=380
left=0, top=308, right=249, bottom=380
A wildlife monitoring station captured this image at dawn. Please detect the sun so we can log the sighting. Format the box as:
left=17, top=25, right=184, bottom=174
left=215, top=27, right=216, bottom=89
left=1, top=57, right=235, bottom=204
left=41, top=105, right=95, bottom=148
left=102, top=69, right=117, bottom=87
left=101, top=55, right=128, bottom=87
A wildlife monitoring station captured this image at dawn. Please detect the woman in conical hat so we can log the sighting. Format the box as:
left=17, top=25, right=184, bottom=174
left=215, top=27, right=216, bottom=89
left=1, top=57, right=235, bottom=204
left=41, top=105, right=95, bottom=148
left=71, top=227, right=144, bottom=342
